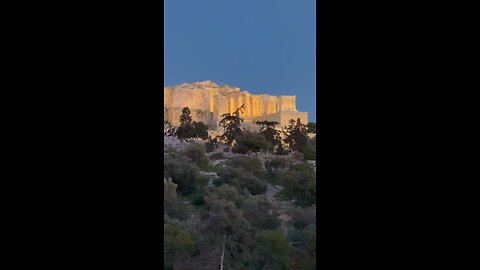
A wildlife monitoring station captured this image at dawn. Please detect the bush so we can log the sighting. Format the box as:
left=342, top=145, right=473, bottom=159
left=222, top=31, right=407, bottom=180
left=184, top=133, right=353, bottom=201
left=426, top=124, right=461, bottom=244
left=176, top=120, right=209, bottom=140
left=210, top=152, right=225, bottom=160
left=289, top=205, right=316, bottom=230
left=303, top=146, right=316, bottom=160
left=227, top=156, right=264, bottom=176
left=192, top=121, right=209, bottom=140
left=277, top=163, right=316, bottom=207
left=265, top=157, right=291, bottom=173
left=241, top=196, right=280, bottom=230
left=214, top=166, right=266, bottom=194
left=164, top=224, right=196, bottom=270
left=303, top=137, right=316, bottom=160
left=233, top=131, right=273, bottom=154
left=306, top=122, right=316, bottom=133
left=183, top=143, right=209, bottom=169
left=164, top=156, right=199, bottom=195
left=242, top=175, right=267, bottom=195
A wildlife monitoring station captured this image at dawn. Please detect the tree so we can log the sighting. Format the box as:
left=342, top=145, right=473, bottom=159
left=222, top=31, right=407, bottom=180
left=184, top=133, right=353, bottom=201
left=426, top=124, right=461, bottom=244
left=251, top=230, right=294, bottom=270
left=179, top=107, right=193, bottom=127
left=289, top=205, right=316, bottom=230
left=283, top=118, right=309, bottom=152
left=233, top=131, right=273, bottom=154
left=306, top=122, right=316, bottom=134
left=219, top=104, right=245, bottom=147
left=164, top=224, right=197, bottom=270
left=303, top=137, right=316, bottom=161
left=214, top=165, right=267, bottom=195
left=240, top=195, right=280, bottom=230
left=192, top=121, right=209, bottom=140
left=164, top=178, right=190, bottom=220
left=176, top=107, right=195, bottom=140
left=164, top=154, right=199, bottom=195
left=227, top=156, right=264, bottom=177
left=202, top=191, right=255, bottom=269
left=265, top=157, right=291, bottom=174
left=276, top=163, right=316, bottom=207
left=176, top=107, right=210, bottom=141
left=256, top=121, right=282, bottom=149
left=183, top=143, right=209, bottom=169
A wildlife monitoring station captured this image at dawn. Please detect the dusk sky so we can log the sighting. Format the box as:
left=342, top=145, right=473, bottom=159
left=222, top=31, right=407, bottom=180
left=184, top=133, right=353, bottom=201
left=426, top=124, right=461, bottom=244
left=164, top=0, right=316, bottom=122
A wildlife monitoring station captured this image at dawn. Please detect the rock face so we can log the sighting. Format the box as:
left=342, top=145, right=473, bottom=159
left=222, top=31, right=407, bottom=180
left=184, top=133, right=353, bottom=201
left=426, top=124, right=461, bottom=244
left=164, top=81, right=308, bottom=129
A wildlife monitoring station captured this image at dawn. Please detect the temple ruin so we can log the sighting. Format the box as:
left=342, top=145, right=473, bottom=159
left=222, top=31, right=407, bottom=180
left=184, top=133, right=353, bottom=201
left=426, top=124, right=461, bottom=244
left=164, top=81, right=308, bottom=130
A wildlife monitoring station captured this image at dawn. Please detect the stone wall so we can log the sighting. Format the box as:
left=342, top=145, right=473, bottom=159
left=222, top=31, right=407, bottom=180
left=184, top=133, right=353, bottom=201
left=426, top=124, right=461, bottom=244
left=164, top=107, right=217, bottom=128
left=250, top=111, right=308, bottom=129
left=164, top=81, right=309, bottom=130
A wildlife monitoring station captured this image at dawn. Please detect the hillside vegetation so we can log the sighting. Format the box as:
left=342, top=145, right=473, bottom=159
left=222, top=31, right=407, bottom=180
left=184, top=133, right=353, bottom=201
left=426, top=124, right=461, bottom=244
left=164, top=106, right=316, bottom=270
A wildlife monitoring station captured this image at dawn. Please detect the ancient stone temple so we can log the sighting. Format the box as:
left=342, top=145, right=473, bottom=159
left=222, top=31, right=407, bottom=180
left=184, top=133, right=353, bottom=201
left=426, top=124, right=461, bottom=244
left=164, top=81, right=308, bottom=130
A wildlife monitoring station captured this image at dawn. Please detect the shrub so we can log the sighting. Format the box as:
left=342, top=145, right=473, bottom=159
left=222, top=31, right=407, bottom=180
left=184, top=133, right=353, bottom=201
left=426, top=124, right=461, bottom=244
left=265, top=157, right=291, bottom=173
left=164, top=156, right=199, bottom=195
left=242, top=175, right=267, bottom=195
left=227, top=156, right=264, bottom=176
left=233, top=131, right=273, bottom=154
left=210, top=152, right=225, bottom=160
left=303, top=145, right=316, bottom=160
left=164, top=224, right=196, bottom=270
left=183, top=143, right=209, bottom=169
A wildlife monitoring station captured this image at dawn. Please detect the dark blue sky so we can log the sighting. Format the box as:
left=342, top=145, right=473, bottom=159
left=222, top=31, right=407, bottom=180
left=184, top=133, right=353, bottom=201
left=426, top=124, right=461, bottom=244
left=164, top=0, right=316, bottom=122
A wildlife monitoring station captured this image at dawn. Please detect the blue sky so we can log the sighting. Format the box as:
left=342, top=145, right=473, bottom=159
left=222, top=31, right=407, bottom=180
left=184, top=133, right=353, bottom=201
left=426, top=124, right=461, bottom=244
left=164, top=0, right=316, bottom=122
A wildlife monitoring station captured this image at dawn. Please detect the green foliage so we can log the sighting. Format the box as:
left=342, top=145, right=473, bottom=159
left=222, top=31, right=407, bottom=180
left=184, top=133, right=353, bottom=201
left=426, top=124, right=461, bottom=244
left=227, top=156, right=264, bottom=176
left=205, top=136, right=219, bottom=152
left=276, top=162, right=316, bottom=207
left=179, top=107, right=193, bottom=126
left=240, top=195, right=280, bottom=230
left=214, top=166, right=267, bottom=195
left=202, top=192, right=254, bottom=260
left=283, top=118, right=309, bottom=153
left=164, top=154, right=199, bottom=195
left=265, top=157, right=291, bottom=173
left=291, top=228, right=316, bottom=270
left=306, top=122, right=316, bottom=134
left=176, top=107, right=209, bottom=140
left=251, top=230, right=295, bottom=270
left=164, top=122, right=316, bottom=269
left=233, top=131, right=273, bottom=154
left=242, top=175, right=268, bottom=195
left=192, top=121, right=209, bottom=140
left=206, top=184, right=240, bottom=204
left=190, top=193, right=206, bottom=206
left=219, top=104, right=245, bottom=146
left=256, top=120, right=283, bottom=148
left=303, top=146, right=316, bottom=161
left=164, top=178, right=190, bottom=220
left=183, top=143, right=209, bottom=169
left=303, top=137, right=316, bottom=160
left=289, top=205, right=316, bottom=230
left=164, top=224, right=197, bottom=270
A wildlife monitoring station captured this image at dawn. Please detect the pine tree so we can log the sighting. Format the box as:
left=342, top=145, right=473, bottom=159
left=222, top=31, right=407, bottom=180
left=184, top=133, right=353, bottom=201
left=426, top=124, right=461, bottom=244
left=219, top=104, right=245, bottom=147
left=283, top=118, right=309, bottom=152
left=179, top=107, right=193, bottom=127
left=256, top=120, right=282, bottom=150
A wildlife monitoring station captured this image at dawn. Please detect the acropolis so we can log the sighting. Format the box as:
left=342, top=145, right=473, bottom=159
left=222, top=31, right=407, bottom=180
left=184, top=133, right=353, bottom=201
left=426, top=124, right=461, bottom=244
left=164, top=81, right=308, bottom=130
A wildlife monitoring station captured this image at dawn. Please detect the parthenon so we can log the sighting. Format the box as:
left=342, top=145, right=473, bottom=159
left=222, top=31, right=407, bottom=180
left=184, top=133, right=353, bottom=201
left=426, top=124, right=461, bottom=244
left=164, top=81, right=308, bottom=129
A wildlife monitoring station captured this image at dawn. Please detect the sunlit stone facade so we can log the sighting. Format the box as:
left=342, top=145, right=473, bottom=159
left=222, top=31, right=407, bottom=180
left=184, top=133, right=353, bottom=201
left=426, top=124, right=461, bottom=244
left=164, top=81, right=308, bottom=129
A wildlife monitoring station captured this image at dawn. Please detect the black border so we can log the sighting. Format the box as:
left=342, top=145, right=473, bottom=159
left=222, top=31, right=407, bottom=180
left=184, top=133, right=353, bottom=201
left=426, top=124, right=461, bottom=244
left=5, top=0, right=470, bottom=268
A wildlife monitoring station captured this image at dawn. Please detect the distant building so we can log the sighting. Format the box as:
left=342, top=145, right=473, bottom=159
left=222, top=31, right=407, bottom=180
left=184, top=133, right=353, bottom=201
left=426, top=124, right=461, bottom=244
left=164, top=81, right=308, bottom=129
